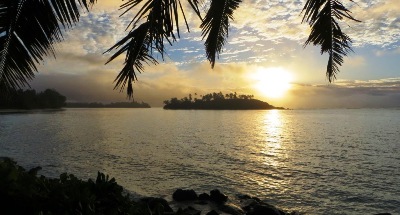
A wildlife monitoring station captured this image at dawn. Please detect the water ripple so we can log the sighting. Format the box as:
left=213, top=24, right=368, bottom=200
left=0, top=108, right=399, bottom=215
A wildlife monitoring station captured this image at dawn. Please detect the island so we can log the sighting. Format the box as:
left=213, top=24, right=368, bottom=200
left=66, top=101, right=151, bottom=108
left=0, top=89, right=151, bottom=110
left=163, top=92, right=285, bottom=110
left=0, top=89, right=66, bottom=110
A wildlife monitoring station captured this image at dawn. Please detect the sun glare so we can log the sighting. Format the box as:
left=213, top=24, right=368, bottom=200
left=251, top=67, right=293, bottom=98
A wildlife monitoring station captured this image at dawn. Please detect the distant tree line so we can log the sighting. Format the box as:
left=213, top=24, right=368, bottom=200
left=66, top=101, right=150, bottom=108
left=0, top=89, right=66, bottom=109
left=163, top=92, right=284, bottom=110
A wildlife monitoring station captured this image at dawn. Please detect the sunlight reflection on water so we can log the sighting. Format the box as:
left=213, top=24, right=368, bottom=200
left=1, top=108, right=399, bottom=215
left=262, top=109, right=283, bottom=158
left=257, top=110, right=291, bottom=199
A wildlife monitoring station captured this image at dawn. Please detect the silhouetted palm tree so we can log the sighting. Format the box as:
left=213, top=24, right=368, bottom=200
left=0, top=0, right=359, bottom=98
left=0, top=0, right=96, bottom=92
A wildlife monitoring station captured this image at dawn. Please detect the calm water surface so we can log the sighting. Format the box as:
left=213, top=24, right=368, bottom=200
left=0, top=108, right=399, bottom=214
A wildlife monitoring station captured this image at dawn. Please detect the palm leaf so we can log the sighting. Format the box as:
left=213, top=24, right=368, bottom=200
left=302, top=0, right=360, bottom=82
left=119, top=0, right=191, bottom=55
left=104, top=22, right=158, bottom=99
left=107, top=0, right=194, bottom=97
left=187, top=0, right=203, bottom=19
left=200, top=0, right=241, bottom=68
left=0, top=0, right=96, bottom=91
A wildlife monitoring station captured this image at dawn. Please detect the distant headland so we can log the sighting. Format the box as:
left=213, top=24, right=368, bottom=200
left=0, top=89, right=66, bottom=110
left=66, top=101, right=150, bottom=108
left=163, top=92, right=285, bottom=110
left=0, top=88, right=151, bottom=110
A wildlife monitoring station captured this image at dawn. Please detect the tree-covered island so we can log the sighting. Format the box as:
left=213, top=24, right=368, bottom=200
left=0, top=89, right=66, bottom=110
left=163, top=92, right=285, bottom=110
left=0, top=89, right=151, bottom=109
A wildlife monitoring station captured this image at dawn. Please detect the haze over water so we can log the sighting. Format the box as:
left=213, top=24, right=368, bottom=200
left=0, top=108, right=399, bottom=214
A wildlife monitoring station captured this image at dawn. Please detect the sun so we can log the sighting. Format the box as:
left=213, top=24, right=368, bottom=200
left=251, top=67, right=293, bottom=98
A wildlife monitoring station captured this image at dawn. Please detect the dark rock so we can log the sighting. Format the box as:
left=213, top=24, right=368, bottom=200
left=241, top=198, right=261, bottom=212
left=287, top=212, right=301, bottom=215
left=242, top=205, right=252, bottom=212
left=219, top=203, right=245, bottom=215
left=194, top=200, right=208, bottom=205
left=237, top=194, right=260, bottom=202
left=246, top=203, right=283, bottom=215
left=241, top=199, right=259, bottom=210
left=173, top=189, right=198, bottom=201
left=210, top=189, right=228, bottom=203
left=140, top=197, right=173, bottom=212
left=237, top=194, right=252, bottom=200
left=181, top=206, right=201, bottom=215
left=206, top=210, right=220, bottom=215
left=277, top=209, right=286, bottom=215
left=199, top=193, right=211, bottom=201
left=239, top=195, right=288, bottom=215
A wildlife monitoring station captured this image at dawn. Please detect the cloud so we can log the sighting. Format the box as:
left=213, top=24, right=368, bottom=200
left=373, top=47, right=400, bottom=56
left=30, top=62, right=262, bottom=106
left=232, top=0, right=308, bottom=42
left=344, top=56, right=366, bottom=68
left=46, top=0, right=399, bottom=67
left=31, top=38, right=400, bottom=111
left=349, top=0, right=400, bottom=48
left=30, top=70, right=124, bottom=103
left=41, top=0, right=398, bottom=73
left=283, top=78, right=400, bottom=108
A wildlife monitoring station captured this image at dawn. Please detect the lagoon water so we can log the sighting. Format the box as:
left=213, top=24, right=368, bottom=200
left=0, top=108, right=399, bottom=214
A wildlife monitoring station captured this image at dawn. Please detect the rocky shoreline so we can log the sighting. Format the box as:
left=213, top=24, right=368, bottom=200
left=138, top=189, right=392, bottom=215
left=0, top=158, right=393, bottom=215
left=138, top=188, right=300, bottom=215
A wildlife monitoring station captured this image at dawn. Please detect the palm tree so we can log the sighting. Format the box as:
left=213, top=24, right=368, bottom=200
left=0, top=0, right=359, bottom=98
left=0, top=0, right=96, bottom=91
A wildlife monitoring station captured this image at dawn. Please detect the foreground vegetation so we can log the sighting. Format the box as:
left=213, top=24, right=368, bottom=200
left=1, top=158, right=289, bottom=215
left=163, top=92, right=285, bottom=110
left=0, top=158, right=172, bottom=215
left=1, top=159, right=392, bottom=215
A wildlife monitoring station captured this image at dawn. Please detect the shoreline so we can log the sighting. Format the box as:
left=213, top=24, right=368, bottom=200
left=0, top=108, right=65, bottom=114
left=0, top=158, right=394, bottom=215
left=0, top=158, right=291, bottom=215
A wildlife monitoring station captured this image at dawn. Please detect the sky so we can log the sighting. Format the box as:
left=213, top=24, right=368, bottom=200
left=30, top=0, right=400, bottom=109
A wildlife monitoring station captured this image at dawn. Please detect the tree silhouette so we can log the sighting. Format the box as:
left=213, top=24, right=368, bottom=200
left=0, top=88, right=66, bottom=109
left=0, top=0, right=359, bottom=98
left=0, top=0, right=96, bottom=92
left=163, top=91, right=283, bottom=109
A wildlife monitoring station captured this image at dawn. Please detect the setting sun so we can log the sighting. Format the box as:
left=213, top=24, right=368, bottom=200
left=251, top=67, right=293, bottom=98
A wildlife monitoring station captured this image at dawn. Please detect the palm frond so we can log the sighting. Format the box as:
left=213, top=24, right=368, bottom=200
left=302, top=0, right=360, bottom=82
left=200, top=0, right=241, bottom=68
left=107, top=0, right=193, bottom=96
left=187, top=0, right=203, bottom=19
left=120, top=0, right=191, bottom=55
left=104, top=22, right=158, bottom=99
left=0, top=0, right=96, bottom=91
